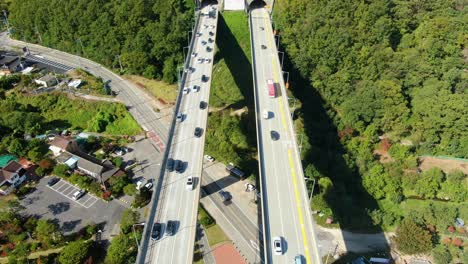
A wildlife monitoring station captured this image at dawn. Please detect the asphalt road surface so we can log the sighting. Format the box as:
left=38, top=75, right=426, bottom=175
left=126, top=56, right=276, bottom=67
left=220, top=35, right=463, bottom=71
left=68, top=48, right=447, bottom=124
left=0, top=31, right=169, bottom=143
left=142, top=4, right=219, bottom=264
left=250, top=7, right=322, bottom=264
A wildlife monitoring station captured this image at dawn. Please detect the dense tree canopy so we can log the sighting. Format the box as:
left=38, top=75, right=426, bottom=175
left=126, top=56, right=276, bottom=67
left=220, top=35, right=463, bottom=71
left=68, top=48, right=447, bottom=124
left=274, top=0, right=467, bottom=157
left=394, top=219, right=433, bottom=254
left=7, top=0, right=194, bottom=81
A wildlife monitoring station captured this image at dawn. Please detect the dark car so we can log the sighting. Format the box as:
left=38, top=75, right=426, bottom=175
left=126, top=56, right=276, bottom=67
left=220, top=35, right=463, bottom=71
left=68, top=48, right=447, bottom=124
left=218, top=190, right=232, bottom=203
left=209, top=31, right=214, bottom=36
left=166, top=220, right=176, bottom=236
left=151, top=223, right=162, bottom=241
left=47, top=177, right=60, bottom=186
left=194, top=127, right=203, bottom=138
left=175, top=160, right=184, bottom=173
left=270, top=130, right=280, bottom=141
left=261, top=44, right=267, bottom=49
left=206, top=46, right=212, bottom=52
left=199, top=101, right=207, bottom=109
left=166, top=158, right=175, bottom=172
left=201, top=75, right=209, bottom=82
left=208, top=38, right=214, bottom=43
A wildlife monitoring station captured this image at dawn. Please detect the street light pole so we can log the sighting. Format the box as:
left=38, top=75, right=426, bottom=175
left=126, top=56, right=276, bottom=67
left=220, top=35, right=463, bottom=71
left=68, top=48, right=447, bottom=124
left=132, top=222, right=145, bottom=249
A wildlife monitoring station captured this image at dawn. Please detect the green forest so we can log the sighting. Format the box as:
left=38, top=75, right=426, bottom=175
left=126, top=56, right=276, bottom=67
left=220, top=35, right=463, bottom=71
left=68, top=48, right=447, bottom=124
left=274, top=0, right=467, bottom=260
left=5, top=0, right=194, bottom=82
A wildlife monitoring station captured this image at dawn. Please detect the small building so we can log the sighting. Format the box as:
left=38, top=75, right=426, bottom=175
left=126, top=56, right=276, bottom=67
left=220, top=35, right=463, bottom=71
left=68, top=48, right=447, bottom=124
left=35, top=74, right=57, bottom=87
left=0, top=161, right=27, bottom=195
left=49, top=136, right=81, bottom=156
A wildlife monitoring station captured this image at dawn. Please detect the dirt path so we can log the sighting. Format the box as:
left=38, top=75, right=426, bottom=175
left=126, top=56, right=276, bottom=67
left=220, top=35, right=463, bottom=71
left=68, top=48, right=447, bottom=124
left=419, top=156, right=468, bottom=174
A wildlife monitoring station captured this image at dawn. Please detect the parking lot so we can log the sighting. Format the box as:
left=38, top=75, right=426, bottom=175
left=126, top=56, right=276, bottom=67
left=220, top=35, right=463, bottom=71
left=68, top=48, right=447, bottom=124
left=47, top=180, right=98, bottom=208
left=20, top=176, right=125, bottom=238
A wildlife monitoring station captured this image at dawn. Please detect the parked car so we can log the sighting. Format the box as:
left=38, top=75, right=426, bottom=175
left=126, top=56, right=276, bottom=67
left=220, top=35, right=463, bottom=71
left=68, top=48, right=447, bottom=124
left=47, top=177, right=60, bottom=187
left=182, top=87, right=190, bottom=94
left=191, top=52, right=197, bottom=57
left=263, top=110, right=269, bottom=119
left=197, top=58, right=204, bottom=64
left=191, top=85, right=199, bottom=92
left=151, top=223, right=162, bottom=241
left=208, top=38, right=214, bottom=43
left=272, top=236, right=283, bottom=255
left=194, top=127, right=203, bottom=138
left=201, top=75, right=209, bottom=82
left=136, top=180, right=144, bottom=190
left=206, top=46, right=212, bottom=52
left=261, top=44, right=267, bottom=49
left=204, top=155, right=214, bottom=162
left=72, top=190, right=85, bottom=200
left=204, top=58, right=211, bottom=64
left=201, top=40, right=207, bottom=45
left=144, top=182, right=153, bottom=189
left=209, top=31, right=214, bottom=36
left=166, top=220, right=176, bottom=236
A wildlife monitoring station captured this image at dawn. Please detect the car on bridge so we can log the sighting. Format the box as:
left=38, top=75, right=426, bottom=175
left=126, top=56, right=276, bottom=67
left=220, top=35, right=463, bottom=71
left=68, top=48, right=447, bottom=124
left=273, top=236, right=283, bottom=255
left=151, top=223, right=162, bottom=241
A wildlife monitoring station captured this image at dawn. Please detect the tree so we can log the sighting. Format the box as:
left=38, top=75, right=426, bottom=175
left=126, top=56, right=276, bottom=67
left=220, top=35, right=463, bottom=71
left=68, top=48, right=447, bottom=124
left=432, top=245, right=452, bottom=264
left=120, top=209, right=140, bottom=234
left=414, top=168, right=444, bottom=198
left=440, top=170, right=467, bottom=202
left=112, top=157, right=123, bottom=168
left=53, top=164, right=69, bottom=177
left=105, top=233, right=137, bottom=264
left=123, top=184, right=137, bottom=196
left=35, top=219, right=61, bottom=248
left=59, top=240, right=91, bottom=264
left=109, top=175, right=130, bottom=196
left=394, top=219, right=432, bottom=254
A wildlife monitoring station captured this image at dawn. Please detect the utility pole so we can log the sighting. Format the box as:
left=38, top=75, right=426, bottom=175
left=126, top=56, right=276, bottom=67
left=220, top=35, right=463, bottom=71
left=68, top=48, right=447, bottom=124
left=2, top=10, right=10, bottom=34
left=115, top=55, right=123, bottom=72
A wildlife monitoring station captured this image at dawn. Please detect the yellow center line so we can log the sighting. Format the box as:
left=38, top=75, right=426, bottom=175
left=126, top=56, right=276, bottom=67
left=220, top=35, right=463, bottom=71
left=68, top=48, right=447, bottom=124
left=261, top=12, right=312, bottom=264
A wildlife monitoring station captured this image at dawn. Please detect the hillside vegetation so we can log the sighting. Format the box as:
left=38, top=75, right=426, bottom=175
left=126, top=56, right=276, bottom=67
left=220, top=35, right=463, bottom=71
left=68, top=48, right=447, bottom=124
left=273, top=0, right=467, bottom=259
left=6, top=0, right=194, bottom=82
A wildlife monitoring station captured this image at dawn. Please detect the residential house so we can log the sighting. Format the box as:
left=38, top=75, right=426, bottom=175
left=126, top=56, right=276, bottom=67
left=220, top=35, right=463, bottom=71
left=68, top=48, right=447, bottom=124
left=49, top=136, right=81, bottom=156
left=35, top=74, right=58, bottom=87
left=0, top=55, right=26, bottom=76
left=0, top=161, right=27, bottom=195
left=50, top=136, right=124, bottom=188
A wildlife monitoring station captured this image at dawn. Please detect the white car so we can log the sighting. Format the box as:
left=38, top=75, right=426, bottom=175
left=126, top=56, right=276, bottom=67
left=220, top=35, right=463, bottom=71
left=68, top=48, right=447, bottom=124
left=186, top=176, right=194, bottom=190
left=144, top=182, right=153, bottom=189
left=191, top=85, right=199, bottom=92
left=176, top=113, right=183, bottom=122
left=196, top=32, right=202, bottom=37
left=263, top=110, right=269, bottom=119
left=72, top=190, right=85, bottom=200
left=136, top=180, right=144, bottom=190
left=191, top=52, right=197, bottom=57
left=182, top=87, right=190, bottom=94
left=204, top=155, right=214, bottom=162
left=204, top=58, right=211, bottom=64
left=272, top=237, right=283, bottom=255
left=203, top=24, right=208, bottom=29
left=210, top=25, right=215, bottom=29
left=197, top=58, right=204, bottom=64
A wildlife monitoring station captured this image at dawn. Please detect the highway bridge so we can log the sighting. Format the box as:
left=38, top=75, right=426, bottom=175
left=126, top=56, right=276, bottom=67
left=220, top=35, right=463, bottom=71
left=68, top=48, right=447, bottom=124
left=248, top=1, right=322, bottom=263
left=136, top=2, right=219, bottom=263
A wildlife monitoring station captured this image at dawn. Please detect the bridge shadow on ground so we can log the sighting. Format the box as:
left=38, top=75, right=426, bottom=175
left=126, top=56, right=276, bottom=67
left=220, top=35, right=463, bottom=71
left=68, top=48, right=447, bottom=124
left=214, top=11, right=264, bottom=262
left=279, top=38, right=390, bottom=256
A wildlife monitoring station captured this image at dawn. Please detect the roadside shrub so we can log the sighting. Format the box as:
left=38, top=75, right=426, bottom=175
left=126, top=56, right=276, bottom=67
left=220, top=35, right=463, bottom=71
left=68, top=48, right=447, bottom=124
left=123, top=184, right=137, bottom=196
left=132, top=188, right=151, bottom=208
left=53, top=164, right=69, bottom=177
left=35, top=166, right=46, bottom=177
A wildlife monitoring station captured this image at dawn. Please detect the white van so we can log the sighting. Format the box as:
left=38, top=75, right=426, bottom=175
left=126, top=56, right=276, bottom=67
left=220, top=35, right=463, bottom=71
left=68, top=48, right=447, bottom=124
left=263, top=110, right=269, bottom=119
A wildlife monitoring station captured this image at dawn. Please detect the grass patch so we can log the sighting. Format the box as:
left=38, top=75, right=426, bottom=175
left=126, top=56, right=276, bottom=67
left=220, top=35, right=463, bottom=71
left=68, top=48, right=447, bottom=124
left=13, top=92, right=141, bottom=135
left=205, top=224, right=230, bottom=247
left=210, top=11, right=252, bottom=108
left=124, top=75, right=177, bottom=104
left=198, top=204, right=215, bottom=228
left=67, top=69, right=110, bottom=96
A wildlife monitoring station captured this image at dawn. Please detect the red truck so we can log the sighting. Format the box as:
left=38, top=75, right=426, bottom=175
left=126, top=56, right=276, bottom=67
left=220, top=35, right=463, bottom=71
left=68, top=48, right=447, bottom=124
left=267, top=79, right=276, bottom=98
